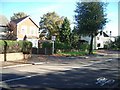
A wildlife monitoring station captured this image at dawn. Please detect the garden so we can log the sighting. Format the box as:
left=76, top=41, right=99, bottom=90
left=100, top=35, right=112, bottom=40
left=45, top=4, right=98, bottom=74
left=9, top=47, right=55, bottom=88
left=0, top=40, right=32, bottom=61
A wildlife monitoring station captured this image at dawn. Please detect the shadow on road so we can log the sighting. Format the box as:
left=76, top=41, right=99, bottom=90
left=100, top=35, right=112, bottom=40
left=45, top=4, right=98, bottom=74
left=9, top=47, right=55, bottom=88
left=1, top=64, right=120, bottom=90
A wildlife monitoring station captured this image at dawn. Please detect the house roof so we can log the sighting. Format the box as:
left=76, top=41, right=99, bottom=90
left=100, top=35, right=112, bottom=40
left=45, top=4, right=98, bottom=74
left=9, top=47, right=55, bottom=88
left=96, top=31, right=109, bottom=37
left=103, top=32, right=109, bottom=37
left=11, top=16, right=28, bottom=24
left=10, top=16, right=39, bottom=28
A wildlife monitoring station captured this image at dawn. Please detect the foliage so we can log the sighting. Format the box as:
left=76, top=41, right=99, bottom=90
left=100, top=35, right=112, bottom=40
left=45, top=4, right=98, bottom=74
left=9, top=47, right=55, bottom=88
left=0, top=40, right=5, bottom=53
left=39, top=12, right=64, bottom=40
left=57, top=51, right=88, bottom=56
left=55, top=42, right=71, bottom=52
left=70, top=26, right=80, bottom=49
left=106, top=36, right=120, bottom=50
left=42, top=42, right=52, bottom=48
left=0, top=40, right=32, bottom=54
left=79, top=42, right=89, bottom=51
left=22, top=41, right=32, bottom=54
left=5, top=40, right=20, bottom=53
left=74, top=1, right=108, bottom=54
left=59, top=17, right=71, bottom=44
left=114, top=36, right=120, bottom=49
left=10, top=12, right=27, bottom=20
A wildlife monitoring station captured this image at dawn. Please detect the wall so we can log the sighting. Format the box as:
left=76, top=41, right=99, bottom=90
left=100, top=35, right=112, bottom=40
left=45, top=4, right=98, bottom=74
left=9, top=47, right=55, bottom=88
left=0, top=53, right=30, bottom=62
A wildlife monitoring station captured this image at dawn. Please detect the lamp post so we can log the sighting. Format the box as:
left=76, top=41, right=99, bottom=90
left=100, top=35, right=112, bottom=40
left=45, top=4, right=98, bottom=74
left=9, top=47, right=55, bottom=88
left=51, top=36, right=56, bottom=54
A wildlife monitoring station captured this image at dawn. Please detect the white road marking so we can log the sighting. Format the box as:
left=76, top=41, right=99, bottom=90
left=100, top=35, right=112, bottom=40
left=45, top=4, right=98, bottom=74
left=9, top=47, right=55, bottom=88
left=3, top=64, right=31, bottom=69
left=2, top=58, right=115, bottom=83
left=2, top=73, right=40, bottom=83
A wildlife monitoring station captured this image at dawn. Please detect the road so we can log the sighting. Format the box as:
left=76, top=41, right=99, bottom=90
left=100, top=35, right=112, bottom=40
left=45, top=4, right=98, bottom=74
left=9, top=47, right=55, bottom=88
left=0, top=53, right=120, bottom=90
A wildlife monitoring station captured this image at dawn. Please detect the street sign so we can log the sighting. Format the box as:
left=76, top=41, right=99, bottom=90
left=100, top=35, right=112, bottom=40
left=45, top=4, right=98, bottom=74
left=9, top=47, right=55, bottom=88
left=52, top=36, right=56, bottom=41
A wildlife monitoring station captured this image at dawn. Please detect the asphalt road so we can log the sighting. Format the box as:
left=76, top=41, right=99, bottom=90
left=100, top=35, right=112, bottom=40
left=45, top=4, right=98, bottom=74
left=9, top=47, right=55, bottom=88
left=0, top=54, right=120, bottom=90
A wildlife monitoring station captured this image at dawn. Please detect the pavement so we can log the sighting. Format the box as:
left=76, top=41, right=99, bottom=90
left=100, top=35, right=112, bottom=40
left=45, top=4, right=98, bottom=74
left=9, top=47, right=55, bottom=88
left=0, top=50, right=119, bottom=68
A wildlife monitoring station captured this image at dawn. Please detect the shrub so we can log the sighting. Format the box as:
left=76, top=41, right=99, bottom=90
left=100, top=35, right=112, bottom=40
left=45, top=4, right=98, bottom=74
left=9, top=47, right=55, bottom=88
left=55, top=42, right=71, bottom=52
left=22, top=41, right=32, bottom=54
left=79, top=42, right=89, bottom=51
left=42, top=41, right=52, bottom=48
left=0, top=40, right=5, bottom=53
left=5, top=40, right=20, bottom=53
left=0, top=40, right=32, bottom=54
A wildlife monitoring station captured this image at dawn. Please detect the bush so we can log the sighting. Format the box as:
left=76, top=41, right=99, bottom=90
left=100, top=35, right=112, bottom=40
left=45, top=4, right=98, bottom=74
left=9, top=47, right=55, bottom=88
left=105, top=36, right=120, bottom=50
left=22, top=41, right=32, bottom=54
left=55, top=42, right=71, bottom=52
left=79, top=42, right=89, bottom=51
left=0, top=40, right=32, bottom=54
left=5, top=40, right=20, bottom=53
left=42, top=42, right=52, bottom=48
left=0, top=40, right=5, bottom=53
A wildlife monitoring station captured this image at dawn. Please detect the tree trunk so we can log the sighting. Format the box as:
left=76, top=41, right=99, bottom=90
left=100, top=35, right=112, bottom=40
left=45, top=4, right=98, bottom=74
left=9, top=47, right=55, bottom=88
left=89, top=34, right=94, bottom=54
left=4, top=41, right=7, bottom=61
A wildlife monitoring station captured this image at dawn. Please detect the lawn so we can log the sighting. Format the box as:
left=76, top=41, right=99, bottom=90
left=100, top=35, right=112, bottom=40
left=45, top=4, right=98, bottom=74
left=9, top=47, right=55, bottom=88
left=57, top=51, right=88, bottom=56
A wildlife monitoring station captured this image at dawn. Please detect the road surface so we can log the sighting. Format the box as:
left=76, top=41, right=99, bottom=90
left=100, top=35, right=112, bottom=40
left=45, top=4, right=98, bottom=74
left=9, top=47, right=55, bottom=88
left=1, top=53, right=120, bottom=90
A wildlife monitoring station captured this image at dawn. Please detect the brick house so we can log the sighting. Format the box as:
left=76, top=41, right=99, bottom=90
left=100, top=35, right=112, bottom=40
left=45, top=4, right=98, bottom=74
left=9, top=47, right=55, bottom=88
left=10, top=16, right=39, bottom=48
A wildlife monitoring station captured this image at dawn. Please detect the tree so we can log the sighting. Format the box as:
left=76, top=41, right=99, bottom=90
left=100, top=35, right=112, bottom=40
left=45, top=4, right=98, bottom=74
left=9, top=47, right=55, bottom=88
left=39, top=12, right=63, bottom=40
left=10, top=12, right=27, bottom=20
left=70, top=26, right=80, bottom=49
left=75, top=1, right=108, bottom=54
left=59, top=17, right=71, bottom=44
left=115, top=36, right=120, bottom=49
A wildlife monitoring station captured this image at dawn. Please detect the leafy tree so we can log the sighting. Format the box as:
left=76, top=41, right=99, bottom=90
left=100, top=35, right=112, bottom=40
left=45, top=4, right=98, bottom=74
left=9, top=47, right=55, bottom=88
left=59, top=17, right=71, bottom=44
left=39, top=12, right=63, bottom=40
left=115, top=36, right=120, bottom=49
left=10, top=12, right=27, bottom=20
left=70, top=26, right=80, bottom=49
left=75, top=1, right=108, bottom=54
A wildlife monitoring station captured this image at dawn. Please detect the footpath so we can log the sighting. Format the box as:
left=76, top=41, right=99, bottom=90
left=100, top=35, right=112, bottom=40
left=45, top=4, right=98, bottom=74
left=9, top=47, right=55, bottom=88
left=0, top=50, right=119, bottom=68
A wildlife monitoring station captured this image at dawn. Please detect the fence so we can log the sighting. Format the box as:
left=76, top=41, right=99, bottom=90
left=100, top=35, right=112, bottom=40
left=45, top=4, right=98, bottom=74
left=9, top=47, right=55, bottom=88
left=32, top=48, right=52, bottom=55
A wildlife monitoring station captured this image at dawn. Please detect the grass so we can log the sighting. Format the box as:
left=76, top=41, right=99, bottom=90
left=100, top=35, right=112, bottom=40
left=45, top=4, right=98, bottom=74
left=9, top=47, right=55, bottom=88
left=57, top=51, right=88, bottom=56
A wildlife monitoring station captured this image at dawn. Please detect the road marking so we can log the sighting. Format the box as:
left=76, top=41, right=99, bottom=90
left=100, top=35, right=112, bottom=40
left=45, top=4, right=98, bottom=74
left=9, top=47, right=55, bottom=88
left=2, top=74, right=40, bottom=83
left=2, top=58, right=116, bottom=83
left=3, top=64, right=31, bottom=69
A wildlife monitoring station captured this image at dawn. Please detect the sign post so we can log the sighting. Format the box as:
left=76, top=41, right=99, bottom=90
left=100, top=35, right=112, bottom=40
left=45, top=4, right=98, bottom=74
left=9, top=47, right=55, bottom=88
left=52, top=36, right=56, bottom=54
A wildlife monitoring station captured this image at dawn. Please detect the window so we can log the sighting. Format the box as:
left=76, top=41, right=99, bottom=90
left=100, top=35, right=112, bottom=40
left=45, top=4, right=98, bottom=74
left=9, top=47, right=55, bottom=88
left=21, top=26, right=27, bottom=34
left=30, top=27, right=35, bottom=35
left=97, top=37, right=99, bottom=40
left=97, top=43, right=100, bottom=47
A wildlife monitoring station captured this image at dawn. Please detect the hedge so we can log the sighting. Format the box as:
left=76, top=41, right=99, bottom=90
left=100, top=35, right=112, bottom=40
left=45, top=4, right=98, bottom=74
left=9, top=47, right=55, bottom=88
left=0, top=40, right=6, bottom=53
left=55, top=42, right=71, bottom=52
left=42, top=41, right=52, bottom=48
left=0, top=40, right=32, bottom=54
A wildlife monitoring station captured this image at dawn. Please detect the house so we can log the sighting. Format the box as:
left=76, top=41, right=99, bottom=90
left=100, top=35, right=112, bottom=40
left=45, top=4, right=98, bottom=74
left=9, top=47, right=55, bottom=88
left=0, top=15, right=9, bottom=40
left=81, top=30, right=115, bottom=49
left=10, top=16, right=39, bottom=48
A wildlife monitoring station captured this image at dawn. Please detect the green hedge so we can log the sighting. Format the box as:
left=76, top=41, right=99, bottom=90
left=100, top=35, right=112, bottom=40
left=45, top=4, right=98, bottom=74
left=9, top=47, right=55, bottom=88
left=55, top=42, right=71, bottom=52
left=0, top=40, right=32, bottom=54
left=79, top=42, right=89, bottom=51
left=42, top=42, right=52, bottom=48
left=22, top=41, right=32, bottom=54
left=0, top=40, right=6, bottom=53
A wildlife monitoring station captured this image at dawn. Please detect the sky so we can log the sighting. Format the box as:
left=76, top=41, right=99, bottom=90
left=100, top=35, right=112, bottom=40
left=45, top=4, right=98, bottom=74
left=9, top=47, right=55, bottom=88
left=0, top=0, right=119, bottom=36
